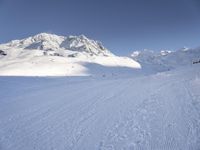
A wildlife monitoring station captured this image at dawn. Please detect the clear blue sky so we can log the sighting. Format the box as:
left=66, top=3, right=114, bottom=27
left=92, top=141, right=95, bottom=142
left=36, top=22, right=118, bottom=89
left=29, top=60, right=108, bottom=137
left=0, top=0, right=200, bottom=55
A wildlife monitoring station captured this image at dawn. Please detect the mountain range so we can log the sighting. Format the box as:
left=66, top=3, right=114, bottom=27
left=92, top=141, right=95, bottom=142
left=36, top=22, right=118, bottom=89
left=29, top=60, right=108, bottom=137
left=1, top=33, right=200, bottom=150
left=131, top=47, right=200, bottom=73
left=0, top=33, right=199, bottom=76
left=0, top=33, right=140, bottom=76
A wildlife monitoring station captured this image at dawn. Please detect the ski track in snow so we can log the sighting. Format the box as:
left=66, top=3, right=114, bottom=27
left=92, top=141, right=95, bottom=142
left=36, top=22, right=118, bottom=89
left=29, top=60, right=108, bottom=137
left=0, top=66, right=200, bottom=150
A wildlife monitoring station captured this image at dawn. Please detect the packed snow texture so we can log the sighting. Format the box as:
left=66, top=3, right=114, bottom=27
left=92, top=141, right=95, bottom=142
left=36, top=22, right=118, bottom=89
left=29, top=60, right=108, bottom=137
left=0, top=33, right=141, bottom=76
left=0, top=33, right=200, bottom=150
left=0, top=65, right=200, bottom=150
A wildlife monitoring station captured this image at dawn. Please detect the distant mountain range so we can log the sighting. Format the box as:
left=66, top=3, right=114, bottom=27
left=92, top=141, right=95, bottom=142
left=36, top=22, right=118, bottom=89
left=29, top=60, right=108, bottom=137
left=131, top=47, right=200, bottom=73
left=0, top=33, right=199, bottom=76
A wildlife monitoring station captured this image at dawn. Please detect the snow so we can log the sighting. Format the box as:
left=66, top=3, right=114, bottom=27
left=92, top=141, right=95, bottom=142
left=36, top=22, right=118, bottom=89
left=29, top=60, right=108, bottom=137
left=0, top=33, right=141, bottom=76
left=0, top=33, right=200, bottom=149
left=131, top=48, right=200, bottom=73
left=0, top=65, right=200, bottom=150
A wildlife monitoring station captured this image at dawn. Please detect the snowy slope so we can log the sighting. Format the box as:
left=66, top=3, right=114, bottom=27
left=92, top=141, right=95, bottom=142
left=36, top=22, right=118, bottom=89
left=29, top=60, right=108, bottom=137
left=131, top=47, right=200, bottom=73
left=0, top=65, right=200, bottom=150
left=1, top=33, right=200, bottom=150
left=0, top=33, right=141, bottom=76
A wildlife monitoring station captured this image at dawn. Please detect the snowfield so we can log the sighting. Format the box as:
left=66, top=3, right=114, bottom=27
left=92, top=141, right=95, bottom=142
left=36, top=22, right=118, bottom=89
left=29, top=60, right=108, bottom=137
left=0, top=33, right=200, bottom=150
left=0, top=33, right=141, bottom=76
left=0, top=65, right=200, bottom=150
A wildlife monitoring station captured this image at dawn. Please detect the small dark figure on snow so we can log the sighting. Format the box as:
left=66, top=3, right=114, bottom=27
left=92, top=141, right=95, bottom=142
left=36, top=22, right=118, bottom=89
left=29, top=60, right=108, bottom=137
left=193, top=60, right=200, bottom=64
left=0, top=50, right=7, bottom=56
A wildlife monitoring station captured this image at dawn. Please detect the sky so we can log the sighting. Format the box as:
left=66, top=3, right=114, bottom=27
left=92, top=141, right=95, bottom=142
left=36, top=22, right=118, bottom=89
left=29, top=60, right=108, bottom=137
left=0, top=0, right=200, bottom=55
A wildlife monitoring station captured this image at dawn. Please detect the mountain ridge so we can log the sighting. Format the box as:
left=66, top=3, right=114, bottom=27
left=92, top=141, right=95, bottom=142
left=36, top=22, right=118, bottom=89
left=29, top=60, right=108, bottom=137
left=0, top=33, right=141, bottom=76
left=131, top=47, right=200, bottom=73
left=2, top=33, right=112, bottom=57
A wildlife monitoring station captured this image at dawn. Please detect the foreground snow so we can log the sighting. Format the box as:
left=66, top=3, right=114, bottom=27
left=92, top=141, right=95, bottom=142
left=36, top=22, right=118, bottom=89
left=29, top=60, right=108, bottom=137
left=0, top=65, right=200, bottom=150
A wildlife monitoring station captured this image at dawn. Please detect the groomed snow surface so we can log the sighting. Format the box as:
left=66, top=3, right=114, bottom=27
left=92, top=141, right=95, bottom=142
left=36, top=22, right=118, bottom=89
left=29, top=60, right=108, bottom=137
left=0, top=65, right=200, bottom=150
left=0, top=33, right=200, bottom=149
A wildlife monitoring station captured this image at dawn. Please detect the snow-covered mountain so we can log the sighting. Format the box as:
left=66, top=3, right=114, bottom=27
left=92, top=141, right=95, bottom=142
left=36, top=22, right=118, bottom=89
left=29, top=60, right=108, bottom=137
left=1, top=34, right=200, bottom=150
left=4, top=33, right=112, bottom=56
left=131, top=47, right=200, bottom=73
left=1, top=33, right=199, bottom=76
left=0, top=33, right=141, bottom=76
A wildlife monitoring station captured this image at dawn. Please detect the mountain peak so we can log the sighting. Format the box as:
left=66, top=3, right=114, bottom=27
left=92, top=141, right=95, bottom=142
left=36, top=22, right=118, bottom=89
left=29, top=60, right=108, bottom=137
left=1, top=33, right=113, bottom=57
left=33, top=32, right=55, bottom=37
left=179, top=46, right=190, bottom=52
left=0, top=33, right=141, bottom=76
left=31, top=32, right=64, bottom=40
left=78, top=34, right=88, bottom=40
left=63, top=34, right=109, bottom=56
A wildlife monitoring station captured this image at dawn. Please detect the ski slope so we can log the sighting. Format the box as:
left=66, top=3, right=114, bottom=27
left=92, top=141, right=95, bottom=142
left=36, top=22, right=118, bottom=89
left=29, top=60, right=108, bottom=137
left=0, top=65, right=200, bottom=150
